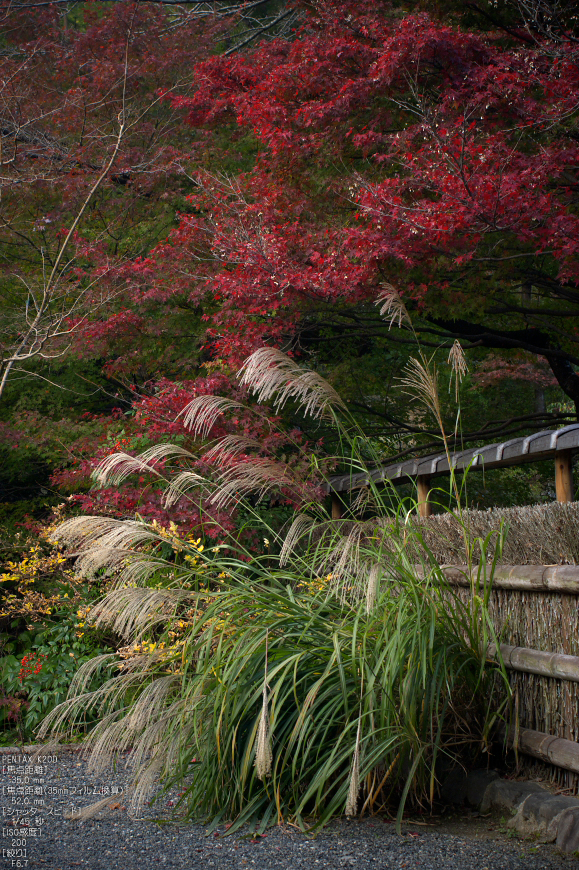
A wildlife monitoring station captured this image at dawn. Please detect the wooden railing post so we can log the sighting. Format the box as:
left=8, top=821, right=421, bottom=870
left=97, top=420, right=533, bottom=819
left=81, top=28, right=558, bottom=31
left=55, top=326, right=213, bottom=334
left=416, top=475, right=432, bottom=517
left=555, top=450, right=574, bottom=503
left=331, top=491, right=344, bottom=520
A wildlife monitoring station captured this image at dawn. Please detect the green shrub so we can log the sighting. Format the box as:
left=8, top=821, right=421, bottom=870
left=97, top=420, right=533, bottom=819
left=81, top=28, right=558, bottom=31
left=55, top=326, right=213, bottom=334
left=0, top=521, right=116, bottom=744
left=1, top=613, right=112, bottom=744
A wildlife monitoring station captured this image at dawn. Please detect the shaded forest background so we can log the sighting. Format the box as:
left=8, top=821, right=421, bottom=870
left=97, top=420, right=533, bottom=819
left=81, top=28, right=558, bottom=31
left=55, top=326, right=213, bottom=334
left=2, top=0, right=579, bottom=529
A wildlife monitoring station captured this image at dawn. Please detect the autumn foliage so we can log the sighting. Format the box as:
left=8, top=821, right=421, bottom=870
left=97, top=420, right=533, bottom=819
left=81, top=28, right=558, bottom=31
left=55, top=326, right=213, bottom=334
left=157, top=2, right=579, bottom=385
left=1, top=0, right=579, bottom=527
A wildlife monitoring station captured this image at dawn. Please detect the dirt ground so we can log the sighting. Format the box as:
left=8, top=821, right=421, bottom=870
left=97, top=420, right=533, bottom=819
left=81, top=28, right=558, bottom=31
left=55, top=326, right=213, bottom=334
left=401, top=801, right=577, bottom=864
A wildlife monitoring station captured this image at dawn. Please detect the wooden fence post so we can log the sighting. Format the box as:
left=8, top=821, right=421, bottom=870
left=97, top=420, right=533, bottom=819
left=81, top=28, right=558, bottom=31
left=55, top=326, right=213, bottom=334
left=555, top=450, right=574, bottom=503
left=416, top=475, right=432, bottom=517
left=331, top=491, right=344, bottom=520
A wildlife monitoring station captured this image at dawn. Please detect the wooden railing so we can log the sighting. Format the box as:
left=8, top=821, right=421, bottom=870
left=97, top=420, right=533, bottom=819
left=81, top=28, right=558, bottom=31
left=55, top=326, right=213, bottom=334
left=328, top=424, right=579, bottom=517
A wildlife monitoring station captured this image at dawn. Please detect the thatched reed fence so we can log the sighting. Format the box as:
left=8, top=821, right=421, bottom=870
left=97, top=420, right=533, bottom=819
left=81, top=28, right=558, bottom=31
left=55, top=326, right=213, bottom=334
left=419, top=502, right=579, bottom=792
left=412, top=501, right=579, bottom=566
left=326, top=505, right=579, bottom=788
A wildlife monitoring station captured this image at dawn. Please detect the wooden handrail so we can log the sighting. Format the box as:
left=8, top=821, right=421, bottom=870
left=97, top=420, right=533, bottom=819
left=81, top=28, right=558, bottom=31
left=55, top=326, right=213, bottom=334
left=328, top=424, right=579, bottom=512
left=427, top=564, right=579, bottom=593
left=488, top=644, right=579, bottom=683
left=501, top=726, right=579, bottom=777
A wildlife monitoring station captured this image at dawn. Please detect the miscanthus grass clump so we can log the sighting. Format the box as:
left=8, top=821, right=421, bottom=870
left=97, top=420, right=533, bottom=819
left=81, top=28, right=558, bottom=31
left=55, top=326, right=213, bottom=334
left=39, top=339, right=510, bottom=832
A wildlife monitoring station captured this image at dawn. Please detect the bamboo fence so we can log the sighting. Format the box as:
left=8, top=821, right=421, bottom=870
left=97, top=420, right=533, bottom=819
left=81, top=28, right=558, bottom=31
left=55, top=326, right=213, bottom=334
left=424, top=503, right=579, bottom=792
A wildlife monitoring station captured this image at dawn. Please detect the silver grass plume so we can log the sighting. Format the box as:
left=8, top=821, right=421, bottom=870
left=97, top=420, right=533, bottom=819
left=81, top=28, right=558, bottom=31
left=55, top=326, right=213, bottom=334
left=313, top=521, right=403, bottom=602
left=56, top=516, right=160, bottom=553
left=88, top=587, right=191, bottom=640
left=55, top=515, right=139, bottom=550
left=53, top=516, right=205, bottom=590
left=376, top=284, right=411, bottom=329
left=279, top=513, right=319, bottom=566
left=209, top=458, right=302, bottom=509
left=66, top=653, right=118, bottom=700
left=54, top=517, right=173, bottom=584
left=40, top=667, right=191, bottom=815
left=125, top=675, right=179, bottom=735
left=350, top=486, right=373, bottom=516
left=238, top=347, right=346, bottom=419
left=345, top=717, right=362, bottom=817
left=399, top=355, right=442, bottom=428
left=333, top=523, right=366, bottom=585
left=447, top=339, right=468, bottom=401
left=162, top=470, right=206, bottom=508
left=255, top=683, right=272, bottom=780
left=93, top=444, right=195, bottom=488
left=255, top=632, right=272, bottom=780
left=179, top=395, right=244, bottom=438
left=203, top=434, right=264, bottom=465
left=321, top=521, right=376, bottom=599
left=38, top=661, right=164, bottom=743
left=365, top=563, right=381, bottom=613
left=64, top=794, right=122, bottom=821
left=54, top=517, right=163, bottom=579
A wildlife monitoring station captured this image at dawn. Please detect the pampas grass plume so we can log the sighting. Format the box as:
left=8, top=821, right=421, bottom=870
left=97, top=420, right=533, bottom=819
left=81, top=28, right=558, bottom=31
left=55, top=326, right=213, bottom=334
left=255, top=683, right=272, bottom=780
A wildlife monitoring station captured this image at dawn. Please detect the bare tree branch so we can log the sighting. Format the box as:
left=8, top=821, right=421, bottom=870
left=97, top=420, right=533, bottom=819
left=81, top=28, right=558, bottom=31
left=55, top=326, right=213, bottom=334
left=0, top=22, right=132, bottom=398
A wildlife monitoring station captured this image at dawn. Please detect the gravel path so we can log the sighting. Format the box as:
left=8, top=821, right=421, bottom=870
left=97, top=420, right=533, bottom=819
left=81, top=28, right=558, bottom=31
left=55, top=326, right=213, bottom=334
left=2, top=750, right=577, bottom=870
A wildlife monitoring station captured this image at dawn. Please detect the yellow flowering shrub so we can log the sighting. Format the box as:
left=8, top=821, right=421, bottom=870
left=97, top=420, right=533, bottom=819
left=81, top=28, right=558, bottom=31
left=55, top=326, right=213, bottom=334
left=0, top=541, right=83, bottom=624
left=296, top=573, right=333, bottom=595
left=0, top=507, right=111, bottom=633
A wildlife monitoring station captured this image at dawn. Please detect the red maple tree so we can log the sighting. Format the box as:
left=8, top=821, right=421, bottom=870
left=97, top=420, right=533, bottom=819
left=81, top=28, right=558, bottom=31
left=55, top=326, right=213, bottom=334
left=156, top=1, right=579, bottom=407
left=3, top=0, right=579, bottom=525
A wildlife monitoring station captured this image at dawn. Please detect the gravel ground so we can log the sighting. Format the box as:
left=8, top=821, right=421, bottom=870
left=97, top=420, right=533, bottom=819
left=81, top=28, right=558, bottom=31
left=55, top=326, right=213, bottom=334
left=2, top=750, right=578, bottom=870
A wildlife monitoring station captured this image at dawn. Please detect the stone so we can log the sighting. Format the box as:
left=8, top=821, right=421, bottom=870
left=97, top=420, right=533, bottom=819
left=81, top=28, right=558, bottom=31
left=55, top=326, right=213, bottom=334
left=440, top=768, right=499, bottom=808
left=479, top=778, right=546, bottom=814
left=508, top=793, right=579, bottom=841
left=465, top=770, right=500, bottom=808
left=554, top=806, right=579, bottom=854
